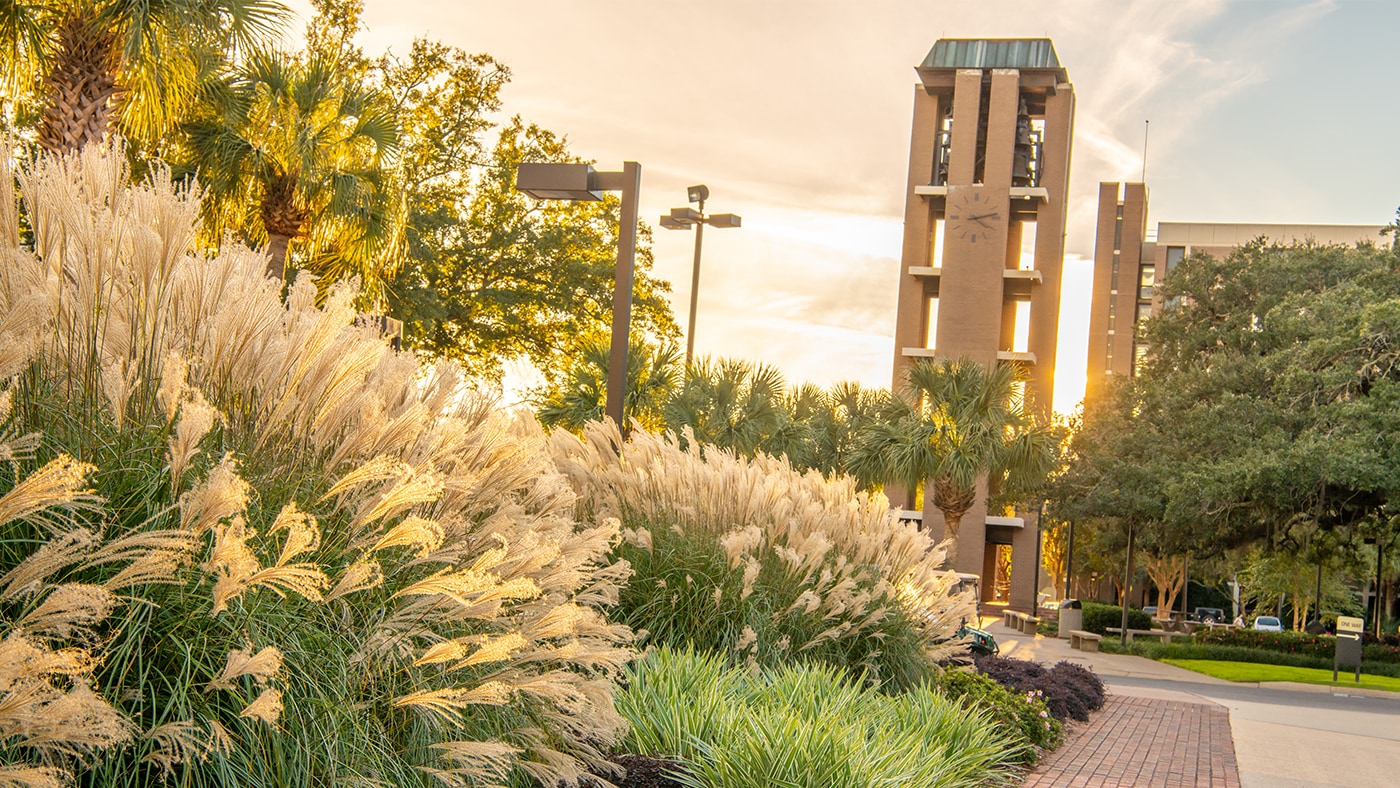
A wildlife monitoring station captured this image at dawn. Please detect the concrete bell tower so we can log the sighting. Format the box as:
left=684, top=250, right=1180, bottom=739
left=890, top=39, right=1074, bottom=611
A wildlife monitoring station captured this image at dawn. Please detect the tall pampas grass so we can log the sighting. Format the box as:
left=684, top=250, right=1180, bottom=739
left=549, top=422, right=975, bottom=688
left=0, top=140, right=633, bottom=786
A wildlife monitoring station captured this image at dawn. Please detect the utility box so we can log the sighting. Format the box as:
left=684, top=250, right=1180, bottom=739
left=1057, top=599, right=1082, bottom=638
left=1334, top=615, right=1364, bottom=683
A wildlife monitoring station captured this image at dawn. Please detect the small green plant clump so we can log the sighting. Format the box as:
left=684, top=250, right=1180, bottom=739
left=931, top=668, right=1063, bottom=757
left=616, top=647, right=1029, bottom=788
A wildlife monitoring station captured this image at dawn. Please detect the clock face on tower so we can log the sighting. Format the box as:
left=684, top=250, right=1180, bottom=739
left=947, top=190, right=1002, bottom=245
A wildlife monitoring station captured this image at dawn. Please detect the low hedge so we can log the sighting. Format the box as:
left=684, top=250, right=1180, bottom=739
left=1100, top=640, right=1400, bottom=678
left=1080, top=602, right=1152, bottom=635
left=1196, top=628, right=1400, bottom=665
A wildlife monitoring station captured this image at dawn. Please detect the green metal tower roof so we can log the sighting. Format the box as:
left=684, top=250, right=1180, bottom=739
left=920, top=39, right=1062, bottom=71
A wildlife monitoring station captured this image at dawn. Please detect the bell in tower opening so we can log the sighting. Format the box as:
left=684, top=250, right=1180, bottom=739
left=1012, top=96, right=1035, bottom=187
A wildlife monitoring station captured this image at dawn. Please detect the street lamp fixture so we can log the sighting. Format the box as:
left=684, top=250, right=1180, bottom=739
left=660, top=184, right=742, bottom=365
left=517, top=160, right=642, bottom=430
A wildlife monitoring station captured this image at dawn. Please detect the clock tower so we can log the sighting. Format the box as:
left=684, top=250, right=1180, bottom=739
left=890, top=40, right=1074, bottom=611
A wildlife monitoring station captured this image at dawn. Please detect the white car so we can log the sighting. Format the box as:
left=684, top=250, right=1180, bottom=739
left=1252, top=616, right=1284, bottom=632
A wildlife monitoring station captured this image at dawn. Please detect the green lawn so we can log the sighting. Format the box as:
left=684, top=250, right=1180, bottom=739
left=1162, top=659, right=1400, bottom=693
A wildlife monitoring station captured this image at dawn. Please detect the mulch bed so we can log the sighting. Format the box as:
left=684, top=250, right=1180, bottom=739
left=578, top=754, right=687, bottom=788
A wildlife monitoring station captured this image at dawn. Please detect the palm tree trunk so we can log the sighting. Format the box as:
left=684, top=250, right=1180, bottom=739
left=261, top=175, right=307, bottom=281
left=39, top=18, right=121, bottom=154
left=942, top=509, right=964, bottom=567
left=265, top=233, right=292, bottom=280
left=932, top=477, right=976, bottom=569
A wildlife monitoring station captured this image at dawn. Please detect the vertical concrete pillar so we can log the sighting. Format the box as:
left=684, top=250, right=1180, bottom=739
left=891, top=87, right=942, bottom=389
left=1009, top=512, right=1040, bottom=612
left=1085, top=182, right=1122, bottom=397
left=983, top=70, right=1021, bottom=189
left=948, top=70, right=983, bottom=186
left=1026, top=82, right=1074, bottom=417
left=888, top=86, right=942, bottom=510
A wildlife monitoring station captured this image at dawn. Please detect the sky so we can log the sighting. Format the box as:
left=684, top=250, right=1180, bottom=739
left=287, top=0, right=1400, bottom=413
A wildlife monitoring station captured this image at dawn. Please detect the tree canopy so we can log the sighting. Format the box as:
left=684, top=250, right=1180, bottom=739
left=1055, top=236, right=1400, bottom=596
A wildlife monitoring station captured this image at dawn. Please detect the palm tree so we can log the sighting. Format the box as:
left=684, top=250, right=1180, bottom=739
left=535, top=336, right=682, bottom=433
left=804, top=380, right=885, bottom=478
left=180, top=49, right=400, bottom=289
left=849, top=357, right=1056, bottom=566
left=664, top=357, right=806, bottom=461
left=0, top=0, right=288, bottom=154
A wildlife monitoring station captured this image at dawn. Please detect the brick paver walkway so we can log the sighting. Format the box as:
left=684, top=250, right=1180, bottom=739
left=1023, top=696, right=1241, bottom=787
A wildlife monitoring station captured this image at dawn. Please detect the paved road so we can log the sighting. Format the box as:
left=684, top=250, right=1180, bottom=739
left=986, top=619, right=1400, bottom=787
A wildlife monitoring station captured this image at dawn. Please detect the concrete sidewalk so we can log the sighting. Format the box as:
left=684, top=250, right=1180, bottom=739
left=983, top=618, right=1400, bottom=787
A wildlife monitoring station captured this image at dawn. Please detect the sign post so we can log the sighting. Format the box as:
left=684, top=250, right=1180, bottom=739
left=1334, top=616, right=1364, bottom=683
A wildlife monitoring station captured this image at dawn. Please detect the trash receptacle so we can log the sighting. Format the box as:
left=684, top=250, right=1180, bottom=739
left=1057, top=599, right=1082, bottom=638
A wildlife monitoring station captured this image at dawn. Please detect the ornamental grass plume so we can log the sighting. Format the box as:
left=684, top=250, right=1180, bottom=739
left=549, top=422, right=975, bottom=689
left=0, top=139, right=633, bottom=787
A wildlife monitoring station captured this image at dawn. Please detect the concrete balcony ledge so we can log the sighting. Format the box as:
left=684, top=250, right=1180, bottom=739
left=909, top=266, right=941, bottom=277
left=912, top=185, right=1048, bottom=201
left=996, top=350, right=1038, bottom=364
left=903, top=348, right=1037, bottom=365
left=1003, top=268, right=1042, bottom=283
left=896, top=510, right=1025, bottom=529
left=1009, top=186, right=1049, bottom=201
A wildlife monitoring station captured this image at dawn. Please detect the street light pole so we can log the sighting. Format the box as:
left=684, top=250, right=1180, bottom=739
left=606, top=162, right=641, bottom=430
left=686, top=199, right=706, bottom=365
left=660, top=185, right=741, bottom=366
left=516, top=161, right=642, bottom=430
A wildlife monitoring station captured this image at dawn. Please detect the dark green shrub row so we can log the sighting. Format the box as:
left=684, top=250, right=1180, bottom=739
left=1080, top=602, right=1152, bottom=635
left=1195, top=628, right=1400, bottom=664
left=1101, top=641, right=1400, bottom=678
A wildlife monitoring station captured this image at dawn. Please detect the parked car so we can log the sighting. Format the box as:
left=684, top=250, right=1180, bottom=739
left=1252, top=615, right=1284, bottom=632
left=1192, top=607, right=1225, bottom=624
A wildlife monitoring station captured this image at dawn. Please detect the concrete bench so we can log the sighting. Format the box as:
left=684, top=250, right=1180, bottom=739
left=1068, top=630, right=1102, bottom=652
left=1002, top=610, right=1022, bottom=628
left=1020, top=615, right=1042, bottom=635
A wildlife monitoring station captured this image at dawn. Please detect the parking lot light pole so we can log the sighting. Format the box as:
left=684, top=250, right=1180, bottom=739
left=659, top=184, right=741, bottom=365
left=516, top=162, right=641, bottom=429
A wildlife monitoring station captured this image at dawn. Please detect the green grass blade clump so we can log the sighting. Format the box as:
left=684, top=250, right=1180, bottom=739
left=618, top=647, right=1026, bottom=788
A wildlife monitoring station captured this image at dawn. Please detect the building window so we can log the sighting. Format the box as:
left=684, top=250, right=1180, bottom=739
left=1138, top=265, right=1155, bottom=300
left=1136, top=302, right=1152, bottom=324
left=1165, top=246, right=1185, bottom=273
left=1133, top=343, right=1148, bottom=374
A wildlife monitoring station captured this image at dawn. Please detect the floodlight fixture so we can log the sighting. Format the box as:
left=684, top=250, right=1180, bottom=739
left=659, top=186, right=743, bottom=365
left=515, top=163, right=603, bottom=201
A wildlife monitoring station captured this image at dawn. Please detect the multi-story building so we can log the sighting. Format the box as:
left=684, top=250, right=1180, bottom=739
left=1087, top=182, right=1385, bottom=397
left=890, top=39, right=1074, bottom=610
